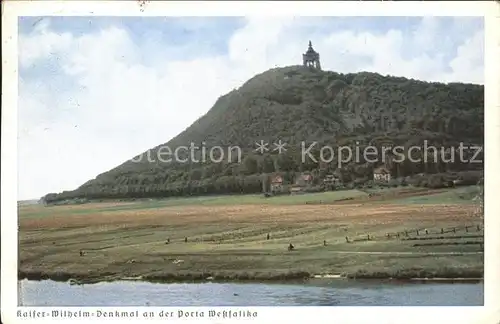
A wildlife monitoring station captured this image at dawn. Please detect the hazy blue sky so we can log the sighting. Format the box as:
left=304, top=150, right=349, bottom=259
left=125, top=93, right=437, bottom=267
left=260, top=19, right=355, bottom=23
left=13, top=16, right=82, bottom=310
left=18, top=16, right=484, bottom=199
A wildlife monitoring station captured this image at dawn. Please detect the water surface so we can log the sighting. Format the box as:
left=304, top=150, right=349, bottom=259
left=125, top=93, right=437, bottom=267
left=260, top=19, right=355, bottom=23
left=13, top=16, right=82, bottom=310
left=19, top=279, right=483, bottom=306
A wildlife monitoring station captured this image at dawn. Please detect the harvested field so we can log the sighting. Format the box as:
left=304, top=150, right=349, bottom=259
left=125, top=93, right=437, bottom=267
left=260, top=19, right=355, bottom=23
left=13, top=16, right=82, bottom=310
left=20, top=203, right=475, bottom=229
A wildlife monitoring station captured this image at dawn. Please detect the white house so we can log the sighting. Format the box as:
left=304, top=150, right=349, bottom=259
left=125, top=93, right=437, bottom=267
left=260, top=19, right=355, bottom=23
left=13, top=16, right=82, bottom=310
left=373, top=166, right=391, bottom=182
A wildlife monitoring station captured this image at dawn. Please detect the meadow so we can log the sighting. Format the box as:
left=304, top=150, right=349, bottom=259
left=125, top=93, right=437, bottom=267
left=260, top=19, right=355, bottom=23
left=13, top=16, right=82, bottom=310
left=18, top=186, right=484, bottom=284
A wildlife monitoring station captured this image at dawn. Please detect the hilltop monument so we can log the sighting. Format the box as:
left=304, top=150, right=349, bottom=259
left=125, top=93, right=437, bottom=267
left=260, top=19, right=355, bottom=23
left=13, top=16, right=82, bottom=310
left=302, top=41, right=321, bottom=70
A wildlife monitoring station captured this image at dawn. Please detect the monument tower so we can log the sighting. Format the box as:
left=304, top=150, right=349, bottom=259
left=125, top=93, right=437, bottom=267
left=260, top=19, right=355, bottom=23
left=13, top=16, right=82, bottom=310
left=302, top=41, right=321, bottom=70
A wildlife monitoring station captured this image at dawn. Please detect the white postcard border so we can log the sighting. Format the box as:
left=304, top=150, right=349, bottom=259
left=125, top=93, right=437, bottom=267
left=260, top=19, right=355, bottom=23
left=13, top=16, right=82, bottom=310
left=2, top=1, right=500, bottom=324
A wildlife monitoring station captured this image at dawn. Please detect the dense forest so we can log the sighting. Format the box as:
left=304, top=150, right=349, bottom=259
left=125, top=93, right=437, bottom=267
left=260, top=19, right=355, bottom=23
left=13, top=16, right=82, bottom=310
left=42, top=66, right=484, bottom=204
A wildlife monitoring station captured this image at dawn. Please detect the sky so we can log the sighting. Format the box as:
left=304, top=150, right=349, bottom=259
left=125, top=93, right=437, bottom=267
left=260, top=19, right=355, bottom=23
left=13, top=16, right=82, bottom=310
left=17, top=16, right=484, bottom=200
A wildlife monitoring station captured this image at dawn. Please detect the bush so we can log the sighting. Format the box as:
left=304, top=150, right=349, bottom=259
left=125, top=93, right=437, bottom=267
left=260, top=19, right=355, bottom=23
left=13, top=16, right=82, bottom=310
left=374, top=181, right=390, bottom=188
left=457, top=170, right=482, bottom=185
left=388, top=179, right=400, bottom=187
left=303, top=186, right=324, bottom=193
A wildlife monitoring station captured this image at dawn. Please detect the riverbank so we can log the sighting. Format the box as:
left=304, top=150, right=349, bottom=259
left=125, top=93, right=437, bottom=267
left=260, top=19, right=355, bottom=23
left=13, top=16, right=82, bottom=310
left=18, top=267, right=483, bottom=286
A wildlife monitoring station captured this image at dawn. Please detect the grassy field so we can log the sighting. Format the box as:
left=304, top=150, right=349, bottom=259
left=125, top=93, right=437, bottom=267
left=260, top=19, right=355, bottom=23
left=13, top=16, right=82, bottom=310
left=19, top=189, right=370, bottom=219
left=18, top=186, right=484, bottom=284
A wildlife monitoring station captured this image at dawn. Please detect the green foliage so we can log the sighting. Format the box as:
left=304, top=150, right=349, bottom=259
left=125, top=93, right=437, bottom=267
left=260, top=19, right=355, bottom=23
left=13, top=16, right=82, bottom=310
left=44, top=66, right=484, bottom=203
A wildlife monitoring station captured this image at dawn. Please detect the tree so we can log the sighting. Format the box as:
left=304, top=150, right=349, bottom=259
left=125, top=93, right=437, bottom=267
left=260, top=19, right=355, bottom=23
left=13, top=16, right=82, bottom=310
left=260, top=155, right=275, bottom=173
left=242, top=155, right=259, bottom=175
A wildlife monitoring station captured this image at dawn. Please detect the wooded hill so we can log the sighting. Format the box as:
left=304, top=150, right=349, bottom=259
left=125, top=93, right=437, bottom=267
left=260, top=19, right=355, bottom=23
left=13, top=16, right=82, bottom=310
left=43, top=66, right=484, bottom=204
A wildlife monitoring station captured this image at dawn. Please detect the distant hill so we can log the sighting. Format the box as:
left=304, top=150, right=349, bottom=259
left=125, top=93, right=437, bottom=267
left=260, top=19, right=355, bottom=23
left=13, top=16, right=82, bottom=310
left=43, top=66, right=484, bottom=204
left=17, top=199, right=40, bottom=206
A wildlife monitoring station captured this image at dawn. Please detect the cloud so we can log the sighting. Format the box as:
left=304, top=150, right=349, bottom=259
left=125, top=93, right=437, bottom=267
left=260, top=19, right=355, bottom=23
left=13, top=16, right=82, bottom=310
left=17, top=17, right=484, bottom=199
left=19, top=20, right=73, bottom=69
left=448, top=30, right=484, bottom=84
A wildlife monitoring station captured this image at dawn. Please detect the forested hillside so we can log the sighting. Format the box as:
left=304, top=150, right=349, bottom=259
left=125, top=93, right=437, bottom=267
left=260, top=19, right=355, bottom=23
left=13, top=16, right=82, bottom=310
left=43, top=66, right=484, bottom=204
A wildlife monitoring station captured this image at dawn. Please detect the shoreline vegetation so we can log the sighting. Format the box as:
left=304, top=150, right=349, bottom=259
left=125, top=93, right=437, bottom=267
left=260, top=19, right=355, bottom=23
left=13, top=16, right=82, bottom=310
left=18, top=269, right=483, bottom=286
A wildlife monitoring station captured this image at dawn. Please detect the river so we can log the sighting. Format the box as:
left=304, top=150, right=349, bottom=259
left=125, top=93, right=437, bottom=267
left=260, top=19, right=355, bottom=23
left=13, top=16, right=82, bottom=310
left=18, top=279, right=483, bottom=306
